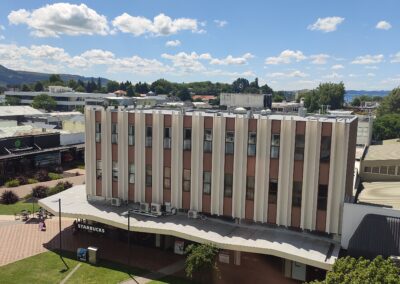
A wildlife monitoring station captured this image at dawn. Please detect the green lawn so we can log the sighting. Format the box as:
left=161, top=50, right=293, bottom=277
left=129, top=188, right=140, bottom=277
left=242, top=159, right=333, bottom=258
left=0, top=251, right=189, bottom=284
left=0, top=200, right=39, bottom=215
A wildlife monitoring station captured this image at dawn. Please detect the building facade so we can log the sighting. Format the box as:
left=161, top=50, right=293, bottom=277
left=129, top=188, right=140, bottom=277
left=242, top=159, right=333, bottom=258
left=85, top=106, right=357, bottom=235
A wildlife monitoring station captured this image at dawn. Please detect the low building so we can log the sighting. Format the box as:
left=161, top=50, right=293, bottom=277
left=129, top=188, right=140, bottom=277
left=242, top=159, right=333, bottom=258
left=271, top=102, right=303, bottom=113
left=5, top=86, right=116, bottom=111
left=358, top=181, right=400, bottom=209
left=360, top=141, right=400, bottom=182
left=220, top=93, right=272, bottom=109
left=356, top=115, right=373, bottom=146
left=40, top=106, right=358, bottom=283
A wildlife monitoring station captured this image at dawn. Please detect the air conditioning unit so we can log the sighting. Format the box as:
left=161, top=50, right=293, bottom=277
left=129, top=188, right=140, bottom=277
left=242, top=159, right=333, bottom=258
left=111, top=198, right=121, bottom=207
left=151, top=203, right=162, bottom=216
left=188, top=210, right=198, bottom=219
left=140, top=202, right=149, bottom=213
left=164, top=202, right=172, bottom=213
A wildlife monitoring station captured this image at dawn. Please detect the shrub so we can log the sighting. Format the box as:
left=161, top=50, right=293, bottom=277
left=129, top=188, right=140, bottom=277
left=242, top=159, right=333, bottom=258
left=35, top=170, right=50, bottom=182
left=5, top=179, right=20, bottom=187
left=47, top=181, right=73, bottom=196
left=0, top=190, right=19, bottom=204
left=77, top=164, right=85, bottom=169
left=62, top=181, right=73, bottom=189
left=32, top=185, right=49, bottom=199
left=27, top=178, right=39, bottom=184
left=48, top=172, right=63, bottom=180
left=75, top=171, right=80, bottom=176
left=16, top=176, right=28, bottom=185
left=185, top=243, right=219, bottom=278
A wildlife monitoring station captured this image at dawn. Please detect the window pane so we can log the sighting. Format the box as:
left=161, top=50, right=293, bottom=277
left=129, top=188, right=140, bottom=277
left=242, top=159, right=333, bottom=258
left=388, top=166, right=396, bottom=175
left=364, top=166, right=371, bottom=173
left=203, top=172, right=211, bottom=183
left=224, top=174, right=233, bottom=197
left=271, top=134, right=280, bottom=146
left=129, top=173, right=135, bottom=184
left=204, top=141, right=212, bottom=152
left=268, top=180, right=278, bottom=204
left=203, top=183, right=211, bottom=195
left=164, top=138, right=171, bottom=149
left=317, top=185, right=328, bottom=210
left=226, top=131, right=234, bottom=142
left=183, top=169, right=191, bottom=181
left=96, top=160, right=102, bottom=170
left=164, top=167, right=171, bottom=178
left=380, top=166, right=388, bottom=175
left=128, top=125, right=134, bottom=135
left=225, top=142, right=234, bottom=154
left=271, top=146, right=279, bottom=159
left=320, top=136, right=331, bottom=162
left=372, top=167, right=379, bottom=174
left=183, top=181, right=191, bottom=192
left=164, top=127, right=171, bottom=138
left=204, top=129, right=212, bottom=141
left=128, top=135, right=134, bottom=146
left=248, top=144, right=256, bottom=156
left=248, top=132, right=257, bottom=144
left=129, top=164, right=135, bottom=174
left=292, top=182, right=302, bottom=207
left=164, top=178, right=170, bottom=189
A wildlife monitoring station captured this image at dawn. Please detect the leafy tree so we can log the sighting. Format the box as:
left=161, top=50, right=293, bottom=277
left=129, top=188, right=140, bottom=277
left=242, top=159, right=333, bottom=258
left=261, top=83, right=273, bottom=94
left=351, top=96, right=361, bottom=107
left=32, top=94, right=57, bottom=111
left=377, top=87, right=400, bottom=116
left=106, top=80, right=120, bottom=93
left=304, top=90, right=320, bottom=112
left=97, top=77, right=102, bottom=90
left=21, top=84, right=31, bottom=91
left=86, top=79, right=97, bottom=93
left=34, top=81, right=44, bottom=92
left=273, top=94, right=285, bottom=102
left=135, top=81, right=150, bottom=94
left=177, top=87, right=191, bottom=101
left=5, top=96, right=21, bottom=105
left=309, top=256, right=400, bottom=284
left=126, top=85, right=135, bottom=97
left=75, top=85, right=86, bottom=92
left=67, top=79, right=78, bottom=90
left=151, top=79, right=173, bottom=94
left=49, top=74, right=62, bottom=83
left=232, top=78, right=250, bottom=93
left=316, top=82, right=345, bottom=110
left=185, top=243, right=219, bottom=278
left=373, top=114, right=400, bottom=141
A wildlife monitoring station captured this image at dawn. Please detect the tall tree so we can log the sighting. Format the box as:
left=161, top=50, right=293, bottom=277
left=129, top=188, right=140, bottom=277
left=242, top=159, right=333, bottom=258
left=261, top=83, right=273, bottom=94
left=373, top=114, right=400, bottom=141
left=377, top=87, right=400, bottom=116
left=177, top=87, right=191, bottom=101
left=21, top=84, right=31, bottom=91
left=34, top=82, right=44, bottom=92
left=316, top=82, right=345, bottom=110
left=49, top=74, right=62, bottom=83
left=97, top=77, right=102, bottom=90
left=106, top=80, right=119, bottom=93
left=32, top=94, right=57, bottom=112
left=232, top=78, right=250, bottom=93
left=135, top=82, right=150, bottom=94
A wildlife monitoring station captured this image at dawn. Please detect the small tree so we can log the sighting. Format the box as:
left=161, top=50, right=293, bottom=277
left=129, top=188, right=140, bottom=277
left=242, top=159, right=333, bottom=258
left=1, top=190, right=19, bottom=204
left=185, top=243, right=219, bottom=279
left=308, top=256, right=400, bottom=284
left=32, top=185, right=49, bottom=199
left=32, top=94, right=57, bottom=111
left=34, top=81, right=44, bottom=91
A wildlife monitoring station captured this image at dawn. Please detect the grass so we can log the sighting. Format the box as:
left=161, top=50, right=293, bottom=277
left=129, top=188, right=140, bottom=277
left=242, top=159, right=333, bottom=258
left=48, top=172, right=63, bottom=180
left=0, top=250, right=192, bottom=284
left=0, top=199, right=38, bottom=215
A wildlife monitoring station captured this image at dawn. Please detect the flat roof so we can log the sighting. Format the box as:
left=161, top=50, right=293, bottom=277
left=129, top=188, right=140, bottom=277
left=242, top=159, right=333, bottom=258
left=0, top=106, right=43, bottom=117
left=358, top=182, right=400, bottom=209
left=39, top=185, right=340, bottom=270
left=364, top=143, right=400, bottom=161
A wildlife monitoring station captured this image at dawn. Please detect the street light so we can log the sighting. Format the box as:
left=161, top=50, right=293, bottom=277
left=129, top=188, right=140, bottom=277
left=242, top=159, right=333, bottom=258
left=52, top=198, right=68, bottom=270
left=122, top=209, right=133, bottom=270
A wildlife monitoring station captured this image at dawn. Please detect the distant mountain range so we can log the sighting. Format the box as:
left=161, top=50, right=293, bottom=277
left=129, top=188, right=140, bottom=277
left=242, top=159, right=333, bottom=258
left=0, top=64, right=110, bottom=86
left=345, top=90, right=390, bottom=96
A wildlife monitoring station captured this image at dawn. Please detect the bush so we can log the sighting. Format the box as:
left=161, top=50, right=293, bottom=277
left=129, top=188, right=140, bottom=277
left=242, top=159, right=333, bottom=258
left=48, top=172, right=63, bottom=180
left=185, top=243, right=219, bottom=278
left=47, top=181, right=73, bottom=196
left=32, top=185, right=49, bottom=199
left=61, top=181, right=73, bottom=189
left=16, top=176, right=28, bottom=185
left=27, top=178, right=39, bottom=184
left=0, top=190, right=19, bottom=204
left=5, top=179, right=20, bottom=187
left=75, top=171, right=80, bottom=176
left=35, top=170, right=50, bottom=182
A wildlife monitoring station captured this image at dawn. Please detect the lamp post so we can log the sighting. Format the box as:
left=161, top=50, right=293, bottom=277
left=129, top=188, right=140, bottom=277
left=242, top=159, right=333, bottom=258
left=58, top=198, right=62, bottom=257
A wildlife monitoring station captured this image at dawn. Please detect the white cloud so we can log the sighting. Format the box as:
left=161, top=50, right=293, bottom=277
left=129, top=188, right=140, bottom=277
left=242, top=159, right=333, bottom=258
left=310, top=54, right=330, bottom=64
left=161, top=52, right=208, bottom=72
left=265, top=50, right=306, bottom=65
left=323, top=72, right=342, bottom=79
left=214, top=20, right=228, bottom=28
left=351, top=54, right=384, bottom=64
left=0, top=25, right=5, bottom=31
left=8, top=3, right=109, bottom=37
left=365, top=65, right=378, bottom=69
left=204, top=69, right=256, bottom=78
left=308, top=17, right=344, bottom=32
left=331, top=64, right=344, bottom=70
left=210, top=53, right=254, bottom=65
left=112, top=13, right=202, bottom=36
left=376, top=20, right=392, bottom=30
left=0, top=35, right=5, bottom=40
left=390, top=52, right=400, bottom=63
left=367, top=73, right=375, bottom=77
left=165, top=40, right=181, bottom=47
left=266, top=70, right=308, bottom=78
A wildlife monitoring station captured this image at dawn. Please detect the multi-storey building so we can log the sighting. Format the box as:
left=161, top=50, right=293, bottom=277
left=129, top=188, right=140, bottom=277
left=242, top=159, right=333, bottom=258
left=85, top=106, right=357, bottom=235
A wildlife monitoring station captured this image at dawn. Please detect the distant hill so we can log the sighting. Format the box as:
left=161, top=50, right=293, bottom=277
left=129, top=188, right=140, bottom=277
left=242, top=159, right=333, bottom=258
left=0, top=64, right=110, bottom=86
left=345, top=90, right=390, bottom=96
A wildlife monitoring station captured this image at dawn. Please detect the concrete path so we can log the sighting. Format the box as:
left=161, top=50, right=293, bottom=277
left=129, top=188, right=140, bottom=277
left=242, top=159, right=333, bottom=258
left=120, top=259, right=185, bottom=284
left=0, top=173, right=85, bottom=199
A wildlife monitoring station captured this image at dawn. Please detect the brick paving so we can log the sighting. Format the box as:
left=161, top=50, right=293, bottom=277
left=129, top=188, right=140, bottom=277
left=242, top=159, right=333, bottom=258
left=0, top=173, right=85, bottom=199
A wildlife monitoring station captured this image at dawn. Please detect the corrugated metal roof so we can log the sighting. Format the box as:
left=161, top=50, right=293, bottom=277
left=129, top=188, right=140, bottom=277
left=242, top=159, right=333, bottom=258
left=348, top=214, right=400, bottom=258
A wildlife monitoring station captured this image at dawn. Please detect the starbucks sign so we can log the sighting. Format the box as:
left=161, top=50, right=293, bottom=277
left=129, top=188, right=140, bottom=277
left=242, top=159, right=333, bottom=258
left=77, top=222, right=105, bottom=234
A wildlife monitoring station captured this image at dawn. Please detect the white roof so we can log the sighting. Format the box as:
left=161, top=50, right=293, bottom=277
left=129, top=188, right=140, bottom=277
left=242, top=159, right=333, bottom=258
left=0, top=106, right=43, bottom=117
left=39, top=185, right=340, bottom=270
left=359, top=182, right=400, bottom=209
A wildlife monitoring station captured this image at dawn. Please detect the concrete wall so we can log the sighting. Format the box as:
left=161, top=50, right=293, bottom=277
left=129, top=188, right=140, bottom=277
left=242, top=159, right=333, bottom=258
left=220, top=93, right=264, bottom=108
left=60, top=132, right=85, bottom=146
left=341, top=202, right=400, bottom=249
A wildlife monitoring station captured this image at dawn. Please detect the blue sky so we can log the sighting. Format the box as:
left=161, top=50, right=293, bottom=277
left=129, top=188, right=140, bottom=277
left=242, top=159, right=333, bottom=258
left=0, top=0, right=399, bottom=90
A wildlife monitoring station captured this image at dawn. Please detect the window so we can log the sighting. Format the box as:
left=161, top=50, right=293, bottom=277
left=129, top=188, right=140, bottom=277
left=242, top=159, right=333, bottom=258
left=246, top=176, right=255, bottom=200
left=388, top=166, right=396, bottom=175
left=145, top=126, right=152, bottom=147
left=372, top=167, right=380, bottom=174
left=96, top=160, right=102, bottom=179
left=380, top=166, right=388, bottom=175
left=317, top=185, right=328, bottom=210
left=112, top=161, right=118, bottom=182
left=203, top=171, right=211, bottom=195
left=364, top=166, right=371, bottom=173
left=224, top=174, right=233, bottom=197
left=129, top=164, right=135, bottom=184
left=95, top=122, right=101, bottom=143
left=146, top=165, right=152, bottom=186
left=164, top=127, right=171, bottom=149
left=247, top=132, right=257, bottom=156
left=164, top=167, right=171, bottom=189
left=398, top=166, right=400, bottom=176
left=128, top=125, right=134, bottom=146
left=271, top=134, right=280, bottom=159
left=292, top=182, right=302, bottom=207
left=183, top=128, right=192, bottom=150
left=320, top=136, right=331, bottom=162
left=268, top=179, right=278, bottom=204
left=225, top=131, right=234, bottom=154
left=183, top=169, right=191, bottom=191
left=294, top=135, right=305, bottom=160
left=204, top=129, right=212, bottom=153
left=111, top=123, right=118, bottom=144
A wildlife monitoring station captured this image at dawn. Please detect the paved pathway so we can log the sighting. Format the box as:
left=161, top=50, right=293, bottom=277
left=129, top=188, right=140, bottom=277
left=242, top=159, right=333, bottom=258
left=0, top=173, right=85, bottom=199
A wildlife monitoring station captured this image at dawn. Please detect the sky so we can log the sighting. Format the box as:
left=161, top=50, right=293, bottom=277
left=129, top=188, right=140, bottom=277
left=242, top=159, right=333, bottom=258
left=0, top=0, right=399, bottom=90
